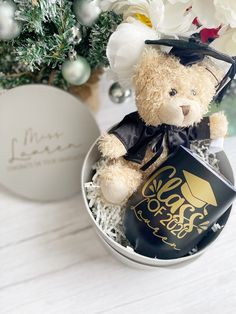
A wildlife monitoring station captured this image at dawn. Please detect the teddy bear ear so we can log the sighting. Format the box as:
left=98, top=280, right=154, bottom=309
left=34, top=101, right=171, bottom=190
left=194, top=58, right=224, bottom=86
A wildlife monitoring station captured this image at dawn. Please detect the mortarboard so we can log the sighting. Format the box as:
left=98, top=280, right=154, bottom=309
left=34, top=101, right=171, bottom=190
left=145, top=38, right=236, bottom=103
left=181, top=170, right=218, bottom=208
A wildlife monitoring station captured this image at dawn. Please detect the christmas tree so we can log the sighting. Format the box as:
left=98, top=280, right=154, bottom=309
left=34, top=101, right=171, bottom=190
left=0, top=0, right=122, bottom=90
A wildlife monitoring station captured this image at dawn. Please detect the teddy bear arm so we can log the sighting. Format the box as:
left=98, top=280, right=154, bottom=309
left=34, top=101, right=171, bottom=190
left=98, top=133, right=127, bottom=159
left=192, top=114, right=228, bottom=141
left=209, top=112, right=228, bottom=140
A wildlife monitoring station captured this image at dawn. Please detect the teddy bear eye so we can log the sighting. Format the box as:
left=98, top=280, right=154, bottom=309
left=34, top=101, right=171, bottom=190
left=191, top=89, right=197, bottom=96
left=169, top=88, right=177, bottom=96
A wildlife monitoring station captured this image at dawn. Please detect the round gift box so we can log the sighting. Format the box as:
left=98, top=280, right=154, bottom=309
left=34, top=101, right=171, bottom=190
left=81, top=139, right=234, bottom=268
left=0, top=85, right=100, bottom=201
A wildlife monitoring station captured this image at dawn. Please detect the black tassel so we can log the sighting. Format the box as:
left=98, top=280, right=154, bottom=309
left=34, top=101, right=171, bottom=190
left=214, top=57, right=236, bottom=103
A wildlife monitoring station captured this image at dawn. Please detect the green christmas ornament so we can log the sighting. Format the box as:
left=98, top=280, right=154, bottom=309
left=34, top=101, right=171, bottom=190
left=73, top=0, right=101, bottom=27
left=62, top=56, right=91, bottom=86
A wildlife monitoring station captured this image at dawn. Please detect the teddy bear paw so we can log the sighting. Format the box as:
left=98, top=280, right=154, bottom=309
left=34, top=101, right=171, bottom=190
left=98, top=134, right=127, bottom=159
left=100, top=177, right=130, bottom=205
left=98, top=163, right=142, bottom=205
left=210, top=112, right=228, bottom=140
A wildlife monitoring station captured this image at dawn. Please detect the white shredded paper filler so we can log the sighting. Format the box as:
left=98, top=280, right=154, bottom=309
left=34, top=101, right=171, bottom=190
left=85, top=159, right=129, bottom=246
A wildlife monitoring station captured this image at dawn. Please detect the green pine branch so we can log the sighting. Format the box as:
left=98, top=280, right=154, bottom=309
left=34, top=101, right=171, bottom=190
left=0, top=0, right=122, bottom=90
left=87, top=11, right=122, bottom=68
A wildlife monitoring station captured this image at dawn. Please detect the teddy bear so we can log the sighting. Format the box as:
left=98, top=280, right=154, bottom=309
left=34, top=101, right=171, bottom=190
left=97, top=42, right=229, bottom=206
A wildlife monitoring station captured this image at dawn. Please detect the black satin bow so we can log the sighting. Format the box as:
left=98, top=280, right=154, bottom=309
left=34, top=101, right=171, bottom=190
left=140, top=124, right=191, bottom=171
left=110, top=112, right=210, bottom=172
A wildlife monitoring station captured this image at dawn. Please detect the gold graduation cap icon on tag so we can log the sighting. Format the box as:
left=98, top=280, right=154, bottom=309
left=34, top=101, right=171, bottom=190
left=181, top=170, right=218, bottom=209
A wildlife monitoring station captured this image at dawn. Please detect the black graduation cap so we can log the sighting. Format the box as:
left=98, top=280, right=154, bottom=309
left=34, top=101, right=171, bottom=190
left=145, top=38, right=236, bottom=103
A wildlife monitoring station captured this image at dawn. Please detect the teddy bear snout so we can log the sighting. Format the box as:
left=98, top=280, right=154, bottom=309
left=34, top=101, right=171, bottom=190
left=163, top=97, right=202, bottom=126
left=171, top=97, right=197, bottom=115
left=181, top=105, right=190, bottom=116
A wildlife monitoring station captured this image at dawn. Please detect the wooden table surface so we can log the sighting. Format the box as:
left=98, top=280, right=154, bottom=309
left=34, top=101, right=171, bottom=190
left=1, top=78, right=236, bottom=314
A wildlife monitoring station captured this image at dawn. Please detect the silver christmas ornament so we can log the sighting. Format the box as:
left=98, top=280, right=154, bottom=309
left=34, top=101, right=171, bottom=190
left=0, top=0, right=21, bottom=40
left=62, top=56, right=91, bottom=86
left=109, top=82, right=132, bottom=104
left=70, top=26, right=82, bottom=45
left=73, top=0, right=101, bottom=27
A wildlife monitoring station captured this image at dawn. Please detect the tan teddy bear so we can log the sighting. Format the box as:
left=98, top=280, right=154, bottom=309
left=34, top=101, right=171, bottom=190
left=98, top=44, right=228, bottom=205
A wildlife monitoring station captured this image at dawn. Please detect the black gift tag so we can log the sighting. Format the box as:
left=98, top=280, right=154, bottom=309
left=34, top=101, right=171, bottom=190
left=124, top=146, right=236, bottom=260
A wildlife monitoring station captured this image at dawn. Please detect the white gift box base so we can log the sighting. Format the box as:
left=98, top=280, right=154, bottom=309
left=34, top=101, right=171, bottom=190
left=81, top=140, right=233, bottom=268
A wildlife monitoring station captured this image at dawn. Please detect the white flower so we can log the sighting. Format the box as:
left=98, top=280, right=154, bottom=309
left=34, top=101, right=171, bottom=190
left=104, top=0, right=236, bottom=86
left=167, top=0, right=190, bottom=4
left=192, top=0, right=221, bottom=28
left=123, top=0, right=165, bottom=31
left=104, top=0, right=199, bottom=85
left=99, top=0, right=115, bottom=11
left=191, top=0, right=236, bottom=28
left=100, top=0, right=165, bottom=24
left=211, top=28, right=236, bottom=56
left=214, top=0, right=236, bottom=28
left=209, top=28, right=236, bottom=75
left=157, top=1, right=196, bottom=37
left=101, top=0, right=196, bottom=37
left=106, top=19, right=158, bottom=86
left=101, top=0, right=236, bottom=30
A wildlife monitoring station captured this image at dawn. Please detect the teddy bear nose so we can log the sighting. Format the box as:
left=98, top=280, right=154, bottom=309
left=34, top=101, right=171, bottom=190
left=181, top=105, right=190, bottom=116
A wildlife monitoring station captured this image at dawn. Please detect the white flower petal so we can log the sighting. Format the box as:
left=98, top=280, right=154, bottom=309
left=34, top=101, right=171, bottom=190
left=167, top=0, right=190, bottom=4
left=192, top=0, right=220, bottom=28
left=149, top=0, right=165, bottom=29
left=214, top=0, right=236, bottom=28
left=99, top=0, right=123, bottom=12
left=211, top=28, right=236, bottom=56
left=158, top=2, right=196, bottom=37
left=106, top=20, right=158, bottom=85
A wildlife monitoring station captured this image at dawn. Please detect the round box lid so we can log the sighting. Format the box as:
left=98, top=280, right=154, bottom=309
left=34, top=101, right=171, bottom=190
left=0, top=85, right=100, bottom=201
